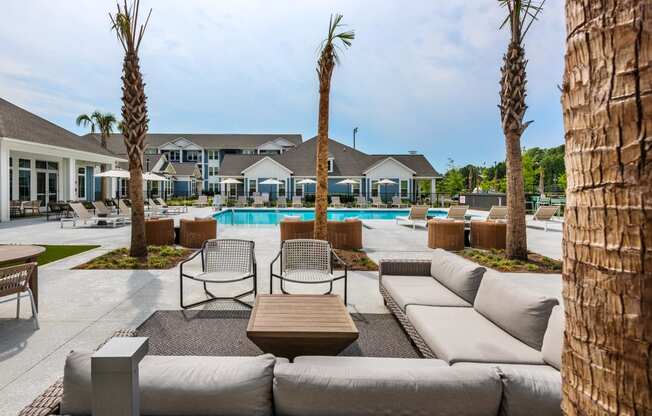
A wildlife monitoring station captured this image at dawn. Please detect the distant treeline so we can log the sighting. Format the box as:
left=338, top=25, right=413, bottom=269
left=438, top=145, right=566, bottom=195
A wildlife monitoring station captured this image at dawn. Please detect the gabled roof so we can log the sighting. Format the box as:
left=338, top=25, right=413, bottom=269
left=0, top=98, right=117, bottom=157
left=363, top=156, right=417, bottom=175
left=219, top=136, right=441, bottom=177
left=170, top=162, right=201, bottom=177
left=241, top=156, right=293, bottom=174
left=89, top=133, right=303, bottom=156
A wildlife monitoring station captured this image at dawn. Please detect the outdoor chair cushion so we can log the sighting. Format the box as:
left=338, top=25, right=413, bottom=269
left=273, top=362, right=502, bottom=416
left=381, top=275, right=471, bottom=310
left=293, top=356, right=447, bottom=369
left=474, top=274, right=559, bottom=350
left=406, top=305, right=544, bottom=365
left=61, top=352, right=278, bottom=416
left=454, top=363, right=561, bottom=416
left=541, top=305, right=564, bottom=370
left=430, top=249, right=486, bottom=303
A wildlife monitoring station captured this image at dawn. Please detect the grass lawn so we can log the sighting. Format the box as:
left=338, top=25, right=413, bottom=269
left=460, top=248, right=562, bottom=273
left=334, top=249, right=378, bottom=271
left=76, top=246, right=193, bottom=270
left=35, top=245, right=100, bottom=265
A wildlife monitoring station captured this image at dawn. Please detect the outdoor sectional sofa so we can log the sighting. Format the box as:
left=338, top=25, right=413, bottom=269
left=22, top=249, right=563, bottom=416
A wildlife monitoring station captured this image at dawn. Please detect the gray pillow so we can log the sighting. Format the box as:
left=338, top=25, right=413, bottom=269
left=273, top=363, right=502, bottom=416
left=430, top=249, right=486, bottom=303
left=541, top=306, right=564, bottom=370
left=61, top=351, right=277, bottom=416
left=474, top=274, right=559, bottom=350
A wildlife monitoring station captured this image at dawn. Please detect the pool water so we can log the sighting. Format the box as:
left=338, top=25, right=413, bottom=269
left=214, top=208, right=448, bottom=226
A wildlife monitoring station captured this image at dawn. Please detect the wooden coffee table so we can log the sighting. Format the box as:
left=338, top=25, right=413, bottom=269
left=246, top=294, right=358, bottom=359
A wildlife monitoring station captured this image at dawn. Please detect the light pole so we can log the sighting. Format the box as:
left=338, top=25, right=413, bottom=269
left=353, top=127, right=358, bottom=149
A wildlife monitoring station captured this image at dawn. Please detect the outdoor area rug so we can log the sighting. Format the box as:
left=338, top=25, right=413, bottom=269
left=136, top=310, right=420, bottom=358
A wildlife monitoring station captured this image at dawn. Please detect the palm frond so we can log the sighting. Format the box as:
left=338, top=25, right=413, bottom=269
left=497, top=0, right=545, bottom=42
left=75, top=114, right=96, bottom=133
left=319, top=13, right=355, bottom=66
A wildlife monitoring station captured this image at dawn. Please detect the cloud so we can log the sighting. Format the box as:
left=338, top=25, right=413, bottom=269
left=0, top=0, right=565, bottom=172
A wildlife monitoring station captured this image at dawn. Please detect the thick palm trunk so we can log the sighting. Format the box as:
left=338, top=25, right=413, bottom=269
left=505, top=133, right=527, bottom=259
left=314, top=87, right=330, bottom=241
left=561, top=0, right=651, bottom=414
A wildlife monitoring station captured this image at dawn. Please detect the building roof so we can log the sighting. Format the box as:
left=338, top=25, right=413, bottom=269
left=89, top=133, right=303, bottom=156
left=170, top=162, right=201, bottom=177
left=219, top=136, right=440, bottom=177
left=0, top=98, right=117, bottom=157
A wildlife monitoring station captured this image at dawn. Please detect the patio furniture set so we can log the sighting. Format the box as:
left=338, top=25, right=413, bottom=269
left=20, top=246, right=562, bottom=416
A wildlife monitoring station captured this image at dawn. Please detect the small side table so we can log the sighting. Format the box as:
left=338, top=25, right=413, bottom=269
left=470, top=221, right=507, bottom=250
left=427, top=219, right=465, bottom=251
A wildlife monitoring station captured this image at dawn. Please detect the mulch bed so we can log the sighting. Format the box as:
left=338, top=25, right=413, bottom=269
left=459, top=248, right=562, bottom=273
left=75, top=246, right=193, bottom=270
left=334, top=249, right=378, bottom=271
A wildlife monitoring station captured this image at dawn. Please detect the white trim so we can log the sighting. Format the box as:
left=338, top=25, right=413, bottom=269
left=1, top=137, right=125, bottom=164
left=241, top=156, right=293, bottom=175
left=363, top=157, right=417, bottom=175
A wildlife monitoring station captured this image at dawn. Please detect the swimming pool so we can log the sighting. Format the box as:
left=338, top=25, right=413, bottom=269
left=213, top=208, right=448, bottom=226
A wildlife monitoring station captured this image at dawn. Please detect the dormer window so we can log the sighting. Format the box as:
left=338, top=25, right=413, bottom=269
left=328, top=158, right=334, bottom=173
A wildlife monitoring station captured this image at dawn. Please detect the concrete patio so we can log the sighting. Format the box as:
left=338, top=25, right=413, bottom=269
left=0, top=208, right=563, bottom=414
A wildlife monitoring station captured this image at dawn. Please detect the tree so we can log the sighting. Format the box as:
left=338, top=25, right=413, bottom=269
left=561, top=0, right=651, bottom=414
left=313, top=14, right=354, bottom=240
left=76, top=111, right=118, bottom=200
left=110, top=0, right=151, bottom=258
left=498, top=0, right=545, bottom=260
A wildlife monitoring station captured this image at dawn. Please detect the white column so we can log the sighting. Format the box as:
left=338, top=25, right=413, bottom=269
left=0, top=139, right=10, bottom=222
left=67, top=158, right=77, bottom=201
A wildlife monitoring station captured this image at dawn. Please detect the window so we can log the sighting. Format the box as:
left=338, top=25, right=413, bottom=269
left=9, top=157, right=13, bottom=200
left=36, top=160, right=59, bottom=205
left=278, top=180, right=286, bottom=197
left=248, top=179, right=257, bottom=195
left=295, top=181, right=302, bottom=197
left=351, top=181, right=360, bottom=196
left=242, top=149, right=256, bottom=155
left=186, top=151, right=199, bottom=162
left=77, top=167, right=86, bottom=199
left=207, top=150, right=219, bottom=160
left=164, top=150, right=180, bottom=162
left=327, top=159, right=334, bottom=173
left=371, top=180, right=379, bottom=197
left=401, top=180, right=409, bottom=198
left=144, top=148, right=158, bottom=155
left=208, top=166, right=219, bottom=176
left=18, top=159, right=31, bottom=201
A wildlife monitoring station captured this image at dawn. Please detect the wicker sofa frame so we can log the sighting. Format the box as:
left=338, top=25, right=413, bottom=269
left=19, top=329, right=136, bottom=416
left=378, top=259, right=437, bottom=358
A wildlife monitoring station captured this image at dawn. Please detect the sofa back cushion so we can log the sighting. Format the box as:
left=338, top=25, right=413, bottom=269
left=541, top=305, right=564, bottom=369
left=61, top=352, right=277, bottom=416
left=273, top=363, right=502, bottom=416
left=430, top=249, right=486, bottom=303
left=474, top=274, right=559, bottom=350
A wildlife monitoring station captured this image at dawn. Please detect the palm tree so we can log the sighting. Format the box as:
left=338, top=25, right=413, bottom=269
left=561, top=1, right=651, bottom=414
left=110, top=0, right=151, bottom=258
left=498, top=0, right=545, bottom=260
left=76, top=111, right=118, bottom=200
left=313, top=14, right=354, bottom=240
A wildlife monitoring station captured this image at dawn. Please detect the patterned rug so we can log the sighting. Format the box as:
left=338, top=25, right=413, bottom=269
left=136, top=309, right=420, bottom=358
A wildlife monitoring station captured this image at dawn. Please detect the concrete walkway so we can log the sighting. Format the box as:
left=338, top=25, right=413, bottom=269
left=0, top=208, right=562, bottom=414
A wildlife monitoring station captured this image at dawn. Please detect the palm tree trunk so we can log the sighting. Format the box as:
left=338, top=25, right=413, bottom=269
left=128, top=164, right=147, bottom=257
left=505, top=132, right=528, bottom=259
left=314, top=86, right=330, bottom=241
left=561, top=0, right=651, bottom=414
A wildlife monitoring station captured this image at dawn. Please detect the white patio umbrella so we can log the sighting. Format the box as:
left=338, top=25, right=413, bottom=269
left=337, top=179, right=359, bottom=196
left=220, top=178, right=243, bottom=198
left=377, top=178, right=397, bottom=202
left=296, top=178, right=316, bottom=184
left=259, top=178, right=284, bottom=185
left=94, top=168, right=130, bottom=178
left=142, top=172, right=169, bottom=181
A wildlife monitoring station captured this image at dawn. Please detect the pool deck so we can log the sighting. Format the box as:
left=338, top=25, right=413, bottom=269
left=0, top=207, right=563, bottom=414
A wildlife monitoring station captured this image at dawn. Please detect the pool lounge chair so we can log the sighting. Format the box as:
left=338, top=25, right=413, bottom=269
left=277, top=198, right=287, bottom=208
left=486, top=205, right=507, bottom=221
left=330, top=196, right=343, bottom=208
left=356, top=196, right=368, bottom=208
left=193, top=195, right=209, bottom=207
left=155, top=198, right=187, bottom=214
left=531, top=205, right=560, bottom=231
left=291, top=196, right=303, bottom=208
left=371, top=196, right=387, bottom=208
left=118, top=199, right=132, bottom=216
left=236, top=196, right=248, bottom=207
left=396, top=205, right=429, bottom=229
left=391, top=196, right=408, bottom=208
left=447, top=205, right=469, bottom=220
left=211, top=195, right=223, bottom=210
left=64, top=203, right=125, bottom=228
left=93, top=201, right=116, bottom=216
left=252, top=196, right=265, bottom=208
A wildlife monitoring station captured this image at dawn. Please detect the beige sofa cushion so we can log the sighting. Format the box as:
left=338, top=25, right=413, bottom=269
left=455, top=363, right=561, bottom=416
left=382, top=275, right=471, bottom=310
left=61, top=352, right=278, bottom=416
left=474, top=274, right=559, bottom=350
left=406, top=305, right=544, bottom=365
left=430, top=249, right=486, bottom=303
left=293, top=355, right=447, bottom=369
left=273, top=362, right=502, bottom=416
left=541, top=306, right=564, bottom=370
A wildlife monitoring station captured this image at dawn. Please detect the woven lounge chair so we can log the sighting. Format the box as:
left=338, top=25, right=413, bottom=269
left=486, top=205, right=507, bottom=221
left=236, top=196, right=248, bottom=207
left=532, top=205, right=560, bottom=232
left=356, top=196, right=368, bottom=208
left=65, top=203, right=124, bottom=228
left=180, top=239, right=257, bottom=309
left=277, top=198, right=288, bottom=208
left=371, top=196, right=387, bottom=208
left=193, top=195, right=209, bottom=207
left=396, top=205, right=429, bottom=229
left=0, top=263, right=39, bottom=329
left=93, top=201, right=116, bottom=216
left=270, top=239, right=348, bottom=304
left=155, top=197, right=187, bottom=214
left=391, top=196, right=408, bottom=208
left=447, top=205, right=469, bottom=220
left=252, top=196, right=265, bottom=208
left=330, top=196, right=343, bottom=208
left=118, top=199, right=131, bottom=216
left=291, top=196, right=303, bottom=208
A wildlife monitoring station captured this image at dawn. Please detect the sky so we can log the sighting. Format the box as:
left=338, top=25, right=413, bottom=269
left=0, top=1, right=566, bottom=173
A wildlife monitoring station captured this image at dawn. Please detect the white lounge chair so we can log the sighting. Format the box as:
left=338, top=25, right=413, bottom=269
left=277, top=198, right=288, bottom=208
left=237, top=196, right=248, bottom=207
left=391, top=196, right=408, bottom=208
left=211, top=195, right=223, bottom=211
left=356, top=196, right=368, bottom=208
left=447, top=205, right=469, bottom=220
left=291, top=196, right=303, bottom=208
left=532, top=205, right=560, bottom=232
left=95, top=200, right=130, bottom=223
left=155, top=197, right=187, bottom=214
left=330, top=196, right=343, bottom=208
left=252, top=196, right=265, bottom=208
left=193, top=195, right=209, bottom=207
left=371, top=196, right=387, bottom=208
left=396, top=205, right=429, bottom=229
left=486, top=205, right=507, bottom=221
left=64, top=203, right=125, bottom=228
